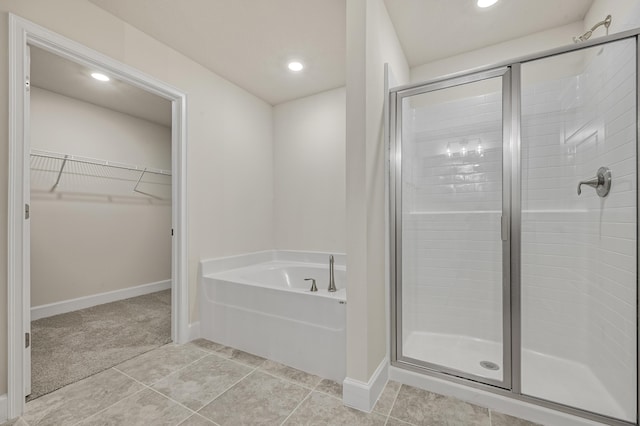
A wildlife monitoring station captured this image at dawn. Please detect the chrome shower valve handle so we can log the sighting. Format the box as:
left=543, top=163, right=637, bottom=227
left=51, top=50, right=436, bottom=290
left=577, top=166, right=611, bottom=197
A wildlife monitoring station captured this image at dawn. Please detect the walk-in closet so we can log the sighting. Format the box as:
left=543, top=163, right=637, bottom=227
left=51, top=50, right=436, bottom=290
left=27, top=46, right=173, bottom=400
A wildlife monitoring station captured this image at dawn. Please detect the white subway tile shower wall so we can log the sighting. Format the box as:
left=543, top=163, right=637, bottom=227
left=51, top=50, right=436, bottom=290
left=401, top=82, right=504, bottom=346
left=521, top=38, right=636, bottom=419
left=401, top=38, right=636, bottom=419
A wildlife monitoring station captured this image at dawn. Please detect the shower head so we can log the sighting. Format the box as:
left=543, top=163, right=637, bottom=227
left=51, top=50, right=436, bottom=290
left=573, top=15, right=611, bottom=43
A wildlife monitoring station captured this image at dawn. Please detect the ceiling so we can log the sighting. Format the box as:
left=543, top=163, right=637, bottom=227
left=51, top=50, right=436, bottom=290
left=30, top=46, right=172, bottom=127
left=384, top=0, right=594, bottom=67
left=36, top=0, right=595, bottom=115
left=88, top=0, right=347, bottom=106
left=87, top=0, right=595, bottom=105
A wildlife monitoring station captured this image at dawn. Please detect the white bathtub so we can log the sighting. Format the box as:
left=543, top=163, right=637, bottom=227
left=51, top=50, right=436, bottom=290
left=199, top=250, right=346, bottom=382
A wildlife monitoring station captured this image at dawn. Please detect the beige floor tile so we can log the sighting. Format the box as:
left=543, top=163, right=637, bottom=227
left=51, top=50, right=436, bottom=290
left=490, top=411, right=542, bottom=426
left=115, top=343, right=207, bottom=384
left=190, top=339, right=265, bottom=367
left=373, top=380, right=402, bottom=416
left=386, top=416, right=415, bottom=426
left=152, top=354, right=253, bottom=410
left=0, top=418, right=29, bottom=426
left=283, top=391, right=386, bottom=425
left=198, top=370, right=309, bottom=425
left=189, top=338, right=227, bottom=353
left=390, top=385, right=490, bottom=426
left=259, top=359, right=322, bottom=388
left=78, top=388, right=191, bottom=426
left=23, top=368, right=143, bottom=426
left=213, top=346, right=266, bottom=367
left=315, top=379, right=343, bottom=399
left=178, top=414, right=217, bottom=425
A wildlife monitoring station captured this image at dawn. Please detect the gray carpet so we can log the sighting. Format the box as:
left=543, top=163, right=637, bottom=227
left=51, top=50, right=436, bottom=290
left=28, top=289, right=172, bottom=401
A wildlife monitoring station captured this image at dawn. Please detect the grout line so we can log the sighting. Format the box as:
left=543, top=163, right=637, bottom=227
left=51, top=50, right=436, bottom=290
left=69, top=370, right=150, bottom=426
left=387, top=383, right=402, bottom=418
left=218, top=354, right=266, bottom=370
left=192, top=365, right=261, bottom=418
left=193, top=341, right=268, bottom=371
left=190, top=345, right=218, bottom=357
left=113, top=365, right=197, bottom=415
left=257, top=368, right=321, bottom=392
left=488, top=409, right=492, bottom=426
left=311, top=380, right=343, bottom=402
left=116, top=348, right=211, bottom=388
left=180, top=412, right=221, bottom=426
left=386, top=415, right=416, bottom=425
left=111, top=365, right=207, bottom=424
left=112, top=366, right=147, bottom=384
left=279, top=389, right=313, bottom=426
left=146, top=386, right=199, bottom=416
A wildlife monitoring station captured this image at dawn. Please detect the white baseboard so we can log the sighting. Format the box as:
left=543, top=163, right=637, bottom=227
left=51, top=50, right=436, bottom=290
left=31, top=280, right=171, bottom=321
left=343, top=358, right=389, bottom=413
left=0, top=393, right=7, bottom=423
left=188, top=321, right=201, bottom=341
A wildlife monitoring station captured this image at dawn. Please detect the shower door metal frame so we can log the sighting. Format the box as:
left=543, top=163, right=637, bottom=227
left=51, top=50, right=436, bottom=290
left=389, top=29, right=640, bottom=426
left=390, top=66, right=513, bottom=390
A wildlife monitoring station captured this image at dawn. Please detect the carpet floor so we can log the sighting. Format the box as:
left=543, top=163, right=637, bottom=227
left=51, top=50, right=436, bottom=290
left=28, top=289, right=171, bottom=401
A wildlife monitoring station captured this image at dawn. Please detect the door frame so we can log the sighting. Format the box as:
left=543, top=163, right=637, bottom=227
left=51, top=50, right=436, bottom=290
left=7, top=14, right=189, bottom=418
left=388, top=29, right=640, bottom=426
left=389, top=66, right=513, bottom=390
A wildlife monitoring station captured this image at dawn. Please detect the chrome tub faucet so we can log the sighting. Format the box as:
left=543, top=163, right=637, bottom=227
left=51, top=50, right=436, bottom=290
left=328, top=255, right=337, bottom=292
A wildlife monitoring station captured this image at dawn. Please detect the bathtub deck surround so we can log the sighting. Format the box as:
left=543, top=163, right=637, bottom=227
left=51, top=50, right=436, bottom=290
left=199, top=250, right=346, bottom=383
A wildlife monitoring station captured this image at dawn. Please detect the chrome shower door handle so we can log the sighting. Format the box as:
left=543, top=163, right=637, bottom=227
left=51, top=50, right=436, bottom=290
left=577, top=166, right=611, bottom=197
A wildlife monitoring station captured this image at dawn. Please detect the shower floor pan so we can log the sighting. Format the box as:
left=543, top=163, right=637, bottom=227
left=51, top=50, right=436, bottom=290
left=403, top=331, right=630, bottom=421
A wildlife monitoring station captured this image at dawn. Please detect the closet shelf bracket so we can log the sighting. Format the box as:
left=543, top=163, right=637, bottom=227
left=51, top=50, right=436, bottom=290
left=51, top=155, right=69, bottom=192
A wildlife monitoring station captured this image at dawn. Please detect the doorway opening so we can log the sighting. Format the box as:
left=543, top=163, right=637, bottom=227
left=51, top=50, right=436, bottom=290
left=27, top=45, right=174, bottom=401
left=8, top=14, right=188, bottom=419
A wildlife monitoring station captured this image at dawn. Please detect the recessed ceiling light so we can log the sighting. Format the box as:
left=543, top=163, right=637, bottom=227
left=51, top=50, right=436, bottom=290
left=477, top=0, right=498, bottom=8
left=91, top=72, right=110, bottom=82
left=287, top=61, right=304, bottom=72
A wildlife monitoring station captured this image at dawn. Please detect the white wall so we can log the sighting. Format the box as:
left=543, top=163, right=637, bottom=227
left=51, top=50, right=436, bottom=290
left=584, top=0, right=640, bottom=34
left=30, top=87, right=171, bottom=307
left=273, top=87, right=346, bottom=252
left=0, top=0, right=274, bottom=396
left=411, top=22, right=583, bottom=84
left=346, top=0, right=409, bottom=384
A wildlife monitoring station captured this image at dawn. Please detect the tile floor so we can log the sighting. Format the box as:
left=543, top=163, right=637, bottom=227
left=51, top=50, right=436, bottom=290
left=3, top=339, right=541, bottom=426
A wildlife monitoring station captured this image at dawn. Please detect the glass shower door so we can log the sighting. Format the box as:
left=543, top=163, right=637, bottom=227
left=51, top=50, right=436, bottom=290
left=520, top=38, right=637, bottom=422
left=394, top=69, right=511, bottom=387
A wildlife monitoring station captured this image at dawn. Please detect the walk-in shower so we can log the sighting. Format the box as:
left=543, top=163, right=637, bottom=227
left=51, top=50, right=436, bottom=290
left=390, top=32, right=638, bottom=425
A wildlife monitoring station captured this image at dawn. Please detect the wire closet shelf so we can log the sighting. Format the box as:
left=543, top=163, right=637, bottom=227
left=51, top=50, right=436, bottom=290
left=30, top=149, right=172, bottom=199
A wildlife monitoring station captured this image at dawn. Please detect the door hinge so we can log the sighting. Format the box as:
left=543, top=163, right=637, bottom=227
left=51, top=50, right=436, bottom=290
left=25, top=203, right=30, bottom=220
left=25, top=76, right=30, bottom=92
left=25, top=332, right=30, bottom=348
left=171, top=228, right=174, bottom=236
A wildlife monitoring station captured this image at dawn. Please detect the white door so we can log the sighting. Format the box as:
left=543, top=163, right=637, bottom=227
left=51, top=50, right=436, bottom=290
left=24, top=44, right=32, bottom=397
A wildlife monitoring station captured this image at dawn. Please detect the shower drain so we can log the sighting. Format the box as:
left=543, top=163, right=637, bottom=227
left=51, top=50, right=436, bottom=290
left=480, top=361, right=500, bottom=371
